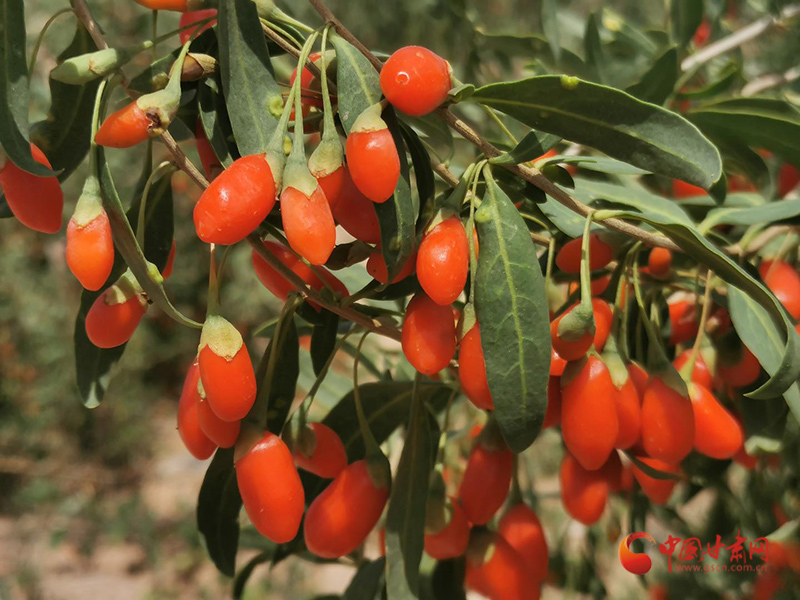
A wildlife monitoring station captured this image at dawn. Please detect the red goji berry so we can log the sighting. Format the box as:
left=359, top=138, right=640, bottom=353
left=85, top=276, right=147, bottom=348
left=345, top=107, right=400, bottom=203
left=718, top=344, right=761, bottom=388
left=498, top=504, right=549, bottom=586
left=689, top=383, right=743, bottom=460
left=0, top=144, right=63, bottom=233
left=673, top=349, right=713, bottom=388
left=458, top=323, right=493, bottom=411
left=648, top=247, right=672, bottom=278
left=640, top=376, right=695, bottom=464
left=366, top=250, right=416, bottom=284
left=179, top=8, right=217, bottom=44
left=280, top=184, right=336, bottom=266
left=380, top=46, right=451, bottom=117
left=292, top=422, right=348, bottom=479
left=555, top=233, right=613, bottom=274
left=759, top=259, right=800, bottom=319
left=424, top=497, right=470, bottom=560
left=417, top=216, right=469, bottom=306
left=401, top=292, right=457, bottom=375
left=459, top=436, right=513, bottom=525
left=559, top=451, right=608, bottom=525
left=177, top=361, right=216, bottom=460
left=631, top=457, right=679, bottom=505
left=466, top=531, right=539, bottom=600
left=66, top=182, right=114, bottom=291
left=332, top=168, right=382, bottom=243
left=196, top=380, right=240, bottom=448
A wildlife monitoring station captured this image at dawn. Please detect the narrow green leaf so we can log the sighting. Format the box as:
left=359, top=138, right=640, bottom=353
left=671, top=0, right=705, bottom=48
left=627, top=454, right=682, bottom=480
left=689, top=98, right=800, bottom=164
left=584, top=13, right=605, bottom=84
left=475, top=174, right=550, bottom=452
left=0, top=0, right=56, bottom=176
left=489, top=130, right=561, bottom=166
left=727, top=286, right=800, bottom=420
left=472, top=75, right=722, bottom=189
left=541, top=0, right=561, bottom=63
left=676, top=62, right=739, bottom=100
left=385, top=386, right=433, bottom=599
left=218, top=0, right=281, bottom=154
left=197, top=447, right=242, bottom=577
left=232, top=551, right=272, bottom=599
left=311, top=310, right=339, bottom=376
left=546, top=155, right=649, bottom=175
left=30, top=24, right=100, bottom=182
left=476, top=32, right=588, bottom=78
left=400, top=114, right=454, bottom=162
left=330, top=33, right=382, bottom=134
left=701, top=199, right=800, bottom=231
left=344, top=558, right=386, bottom=600
left=398, top=121, right=435, bottom=227
left=198, top=75, right=237, bottom=168
left=625, top=46, right=678, bottom=106
left=429, top=558, right=467, bottom=600
left=376, top=111, right=417, bottom=281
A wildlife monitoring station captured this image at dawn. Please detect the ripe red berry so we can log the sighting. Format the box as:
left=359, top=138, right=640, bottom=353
left=304, top=459, right=389, bottom=558
left=251, top=241, right=348, bottom=309
left=332, top=168, right=382, bottom=243
left=177, top=361, right=217, bottom=460
left=162, top=240, right=177, bottom=279
left=550, top=298, right=612, bottom=361
left=693, top=18, right=711, bottom=46
left=380, top=46, right=451, bottom=117
left=640, top=376, right=695, bottom=464
left=95, top=101, right=159, bottom=148
left=559, top=451, right=608, bottom=525
left=0, top=144, right=63, bottom=233
left=179, top=8, right=217, bottom=44
left=417, top=216, right=469, bottom=306
left=289, top=52, right=324, bottom=109
left=672, top=180, right=707, bottom=198
left=759, top=259, right=800, bottom=319
left=133, top=0, right=192, bottom=11
left=668, top=298, right=699, bottom=345
left=345, top=108, right=400, bottom=203
left=85, top=279, right=147, bottom=348
left=401, top=292, right=457, bottom=375
left=631, top=457, right=679, bottom=505
left=466, top=532, right=538, bottom=600
left=196, top=381, right=240, bottom=448
left=550, top=347, right=567, bottom=376
left=458, top=324, right=493, bottom=411
left=498, top=504, right=549, bottom=586
left=197, top=316, right=257, bottom=422
left=459, top=437, right=514, bottom=525
left=236, top=431, right=305, bottom=543
left=648, top=247, right=672, bottom=278
left=561, top=356, right=619, bottom=470
left=366, top=250, right=416, bottom=284
left=542, top=376, right=562, bottom=429
left=315, top=165, right=346, bottom=210
left=424, top=497, right=470, bottom=560
left=280, top=184, right=336, bottom=265
left=718, top=344, right=761, bottom=388
left=292, top=422, right=348, bottom=479
left=66, top=207, right=114, bottom=291
left=673, top=349, right=713, bottom=388
left=689, top=383, right=743, bottom=460
left=555, top=233, right=613, bottom=274
left=627, top=362, right=649, bottom=396
left=193, top=154, right=276, bottom=245
left=610, top=369, right=642, bottom=450
left=778, top=163, right=799, bottom=198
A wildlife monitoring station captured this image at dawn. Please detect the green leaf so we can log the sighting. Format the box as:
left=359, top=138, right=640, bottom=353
left=330, top=32, right=382, bottom=135
left=547, top=155, right=649, bottom=175
left=400, top=114, right=454, bottom=162
left=537, top=195, right=587, bottom=237
left=376, top=111, right=417, bottom=281
left=343, top=558, right=386, bottom=600
left=197, top=448, right=242, bottom=577
left=584, top=13, right=606, bottom=84
left=541, top=0, right=561, bottom=63
left=73, top=160, right=174, bottom=408
left=0, top=0, right=56, bottom=177
left=475, top=173, right=550, bottom=452
left=398, top=121, right=435, bottom=228
left=671, top=0, right=705, bottom=48
left=247, top=312, right=300, bottom=434
left=429, top=558, right=467, bottom=600
left=30, top=24, right=100, bottom=182
left=625, top=46, right=678, bottom=106
left=232, top=551, right=272, bottom=600
left=627, top=453, right=682, bottom=480
left=217, top=0, right=281, bottom=154
left=689, top=98, right=800, bottom=164
left=489, top=130, right=561, bottom=166
left=385, top=385, right=433, bottom=599
left=472, top=75, right=722, bottom=189
left=700, top=199, right=800, bottom=231
left=198, top=75, right=237, bottom=168
left=676, top=62, right=739, bottom=100
left=311, top=310, right=339, bottom=376
left=476, top=32, right=588, bottom=78
left=727, top=286, right=800, bottom=420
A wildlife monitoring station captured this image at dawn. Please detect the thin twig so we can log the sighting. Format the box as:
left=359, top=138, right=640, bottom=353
left=742, top=64, right=800, bottom=97
left=308, top=0, right=680, bottom=251
left=681, top=4, right=800, bottom=72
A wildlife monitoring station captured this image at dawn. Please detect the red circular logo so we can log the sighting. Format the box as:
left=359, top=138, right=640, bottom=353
left=619, top=532, right=657, bottom=574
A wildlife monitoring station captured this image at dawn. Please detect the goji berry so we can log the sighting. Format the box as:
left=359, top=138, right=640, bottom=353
left=196, top=380, right=240, bottom=448
left=759, top=259, right=800, bottom=319
left=417, top=216, right=469, bottom=306
left=179, top=9, right=217, bottom=44
left=197, top=316, right=257, bottom=422
left=195, top=119, right=222, bottom=180
left=640, top=376, right=695, bottom=464
left=424, top=497, right=470, bottom=560
left=85, top=276, right=147, bottom=348
left=672, top=180, right=707, bottom=198
left=648, top=247, right=672, bottom=278
left=458, top=323, right=493, bottom=411
left=280, top=184, right=336, bottom=265
left=672, top=349, right=713, bottom=388
left=366, top=250, right=416, bottom=284
left=668, top=298, right=699, bottom=345
left=193, top=154, right=276, bottom=245
left=631, top=457, right=679, bottom=505
left=304, top=459, right=389, bottom=558
left=555, top=233, right=613, bottom=274
left=550, top=298, right=612, bottom=361
left=162, top=240, right=177, bottom=279
left=177, top=361, right=216, bottom=460
left=559, top=451, right=609, bottom=525
left=627, top=362, right=649, bottom=396
left=542, top=376, right=562, bottom=429
left=498, top=504, right=549, bottom=585
left=550, top=347, right=567, bottom=376
left=778, top=163, right=799, bottom=198
left=133, top=0, right=194, bottom=10
left=95, top=96, right=172, bottom=148
left=66, top=185, right=114, bottom=291
left=609, top=369, right=641, bottom=450
left=459, top=436, right=513, bottom=525
left=0, top=144, right=63, bottom=233
left=345, top=106, right=400, bottom=203
left=561, top=355, right=619, bottom=470
left=292, top=422, right=348, bottom=479
left=380, top=46, right=451, bottom=117
left=689, top=383, right=743, bottom=459
left=332, top=168, right=382, bottom=243
left=402, top=292, right=457, bottom=375
left=236, top=430, right=305, bottom=543
left=466, top=531, right=539, bottom=600
left=718, top=343, right=761, bottom=388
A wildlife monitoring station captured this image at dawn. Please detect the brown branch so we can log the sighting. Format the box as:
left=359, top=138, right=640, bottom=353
left=307, top=0, right=680, bottom=252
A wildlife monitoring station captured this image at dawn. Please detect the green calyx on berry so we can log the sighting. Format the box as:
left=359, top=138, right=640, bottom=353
left=365, top=451, right=392, bottom=491
left=308, top=136, right=344, bottom=179
left=198, top=315, right=245, bottom=360
left=556, top=302, right=596, bottom=341
left=350, top=102, right=388, bottom=134
left=459, top=302, right=477, bottom=341
left=104, top=269, right=146, bottom=307
left=466, top=529, right=496, bottom=566
left=71, top=175, right=105, bottom=228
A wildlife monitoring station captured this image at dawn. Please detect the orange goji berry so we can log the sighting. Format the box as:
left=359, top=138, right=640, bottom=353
left=417, top=216, right=469, bottom=306
left=0, top=144, right=63, bottom=233
left=401, top=292, right=457, bottom=375
left=380, top=46, right=451, bottom=117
